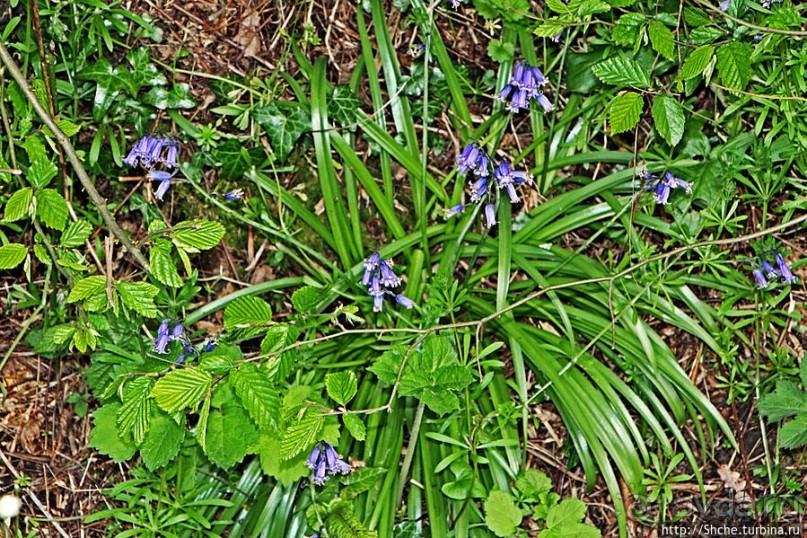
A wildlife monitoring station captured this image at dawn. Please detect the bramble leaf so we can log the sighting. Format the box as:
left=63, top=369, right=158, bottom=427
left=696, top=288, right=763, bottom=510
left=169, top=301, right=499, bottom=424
left=758, top=382, right=807, bottom=421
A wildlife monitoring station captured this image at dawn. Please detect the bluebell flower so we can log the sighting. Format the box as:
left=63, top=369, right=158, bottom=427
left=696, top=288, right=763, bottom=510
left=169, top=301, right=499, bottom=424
left=484, top=203, right=496, bottom=228
left=445, top=204, right=465, bottom=217
left=395, top=294, right=415, bottom=309
left=175, top=343, right=196, bottom=365
left=448, top=0, right=463, bottom=8
left=719, top=0, right=731, bottom=10
left=154, top=319, right=171, bottom=354
left=224, top=189, right=244, bottom=201
left=203, top=337, right=218, bottom=352
left=123, top=135, right=152, bottom=168
left=753, top=268, right=768, bottom=289
left=359, top=252, right=414, bottom=312
left=761, top=0, right=781, bottom=8
left=493, top=161, right=532, bottom=204
left=761, top=260, right=779, bottom=279
left=774, top=252, right=798, bottom=284
left=148, top=170, right=177, bottom=201
left=307, top=442, right=351, bottom=485
left=470, top=176, right=489, bottom=203
left=497, top=61, right=552, bottom=113
left=164, top=140, right=180, bottom=169
left=171, top=323, right=184, bottom=340
left=643, top=171, right=692, bottom=205
left=456, top=143, right=490, bottom=177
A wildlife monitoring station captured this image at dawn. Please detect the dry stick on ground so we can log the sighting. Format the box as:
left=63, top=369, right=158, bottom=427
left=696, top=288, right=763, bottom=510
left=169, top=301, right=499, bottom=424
left=0, top=41, right=151, bottom=271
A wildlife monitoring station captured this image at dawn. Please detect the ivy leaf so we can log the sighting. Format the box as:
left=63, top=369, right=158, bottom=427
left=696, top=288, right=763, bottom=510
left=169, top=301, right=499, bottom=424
left=67, top=275, right=107, bottom=302
left=3, top=187, right=33, bottom=222
left=89, top=404, right=137, bottom=462
left=0, top=244, right=27, bottom=269
left=60, top=219, right=92, bottom=248
left=150, top=241, right=183, bottom=288
left=280, top=411, right=325, bottom=460
left=679, top=45, right=714, bottom=81
left=612, top=13, right=644, bottom=46
left=326, top=371, right=358, bottom=407
left=487, top=41, right=516, bottom=63
left=648, top=20, right=675, bottom=61
left=716, top=42, right=753, bottom=90
left=117, top=281, right=159, bottom=318
left=151, top=368, right=214, bottom=413
left=652, top=96, right=685, bottom=147
left=758, top=382, right=807, bottom=421
left=224, top=295, right=273, bottom=330
left=140, top=413, right=185, bottom=471
left=343, top=413, right=366, bottom=441
left=171, top=219, right=225, bottom=251
left=142, top=83, right=196, bottom=110
left=116, top=377, right=154, bottom=445
left=328, top=86, right=364, bottom=126
left=35, top=189, right=69, bottom=230
left=485, top=490, right=522, bottom=537
left=26, top=158, right=58, bottom=189
left=77, top=58, right=136, bottom=95
left=591, top=57, right=651, bottom=88
left=204, top=402, right=259, bottom=469
left=231, top=363, right=281, bottom=430
left=608, top=92, right=644, bottom=134
left=253, top=103, right=310, bottom=163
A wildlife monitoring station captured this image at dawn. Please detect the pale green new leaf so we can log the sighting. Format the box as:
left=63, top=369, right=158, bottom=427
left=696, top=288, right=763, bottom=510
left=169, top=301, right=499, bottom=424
left=280, top=411, right=325, bottom=460
left=60, top=219, right=92, bottom=248
left=608, top=92, right=643, bottom=134
left=485, top=491, right=522, bottom=537
left=0, top=244, right=27, bottom=269
left=648, top=20, right=675, bottom=60
left=591, top=57, right=650, bottom=88
left=679, top=45, right=714, bottom=80
left=117, top=281, right=159, bottom=318
left=89, top=404, right=137, bottom=462
left=612, top=13, right=644, bottom=47
left=716, top=42, right=753, bottom=90
left=231, top=363, right=280, bottom=430
left=26, top=158, right=58, bottom=189
left=204, top=402, right=259, bottom=469
left=343, top=413, right=366, bottom=441
left=224, top=295, right=273, bottom=330
left=140, top=413, right=185, bottom=471
left=326, top=371, right=358, bottom=406
left=652, top=96, right=685, bottom=147
left=116, top=377, right=154, bottom=445
left=171, top=219, right=225, bottom=251
left=291, top=285, right=324, bottom=314
left=150, top=241, right=182, bottom=288
left=151, top=368, right=213, bottom=413
left=35, top=189, right=69, bottom=230
left=67, top=275, right=107, bottom=302
left=3, top=187, right=33, bottom=222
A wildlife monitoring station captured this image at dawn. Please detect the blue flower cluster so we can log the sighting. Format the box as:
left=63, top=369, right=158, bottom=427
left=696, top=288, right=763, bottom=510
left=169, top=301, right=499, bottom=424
left=360, top=252, right=415, bottom=312
left=123, top=134, right=180, bottom=201
left=452, top=143, right=532, bottom=228
left=153, top=319, right=217, bottom=364
left=496, top=61, right=553, bottom=113
left=753, top=252, right=798, bottom=288
left=643, top=171, right=692, bottom=205
left=307, top=442, right=351, bottom=485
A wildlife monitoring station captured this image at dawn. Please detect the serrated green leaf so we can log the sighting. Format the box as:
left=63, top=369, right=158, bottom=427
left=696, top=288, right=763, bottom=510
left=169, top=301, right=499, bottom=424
left=612, top=13, right=644, bottom=47
left=683, top=7, right=711, bottom=26
left=758, top=381, right=807, bottom=421
left=89, top=404, right=137, bottom=462
left=204, top=402, right=259, bottom=469
left=608, top=92, right=644, bottom=134
left=648, top=20, right=675, bottom=60
left=291, top=285, right=323, bottom=314
left=326, top=371, right=358, bottom=406
left=328, top=86, right=363, bottom=126
left=778, top=415, right=807, bottom=450
left=591, top=57, right=651, bottom=88
left=540, top=498, right=601, bottom=538
left=652, top=95, right=685, bottom=147
left=690, top=27, right=725, bottom=46
left=516, top=469, right=553, bottom=499
left=253, top=103, right=310, bottom=163
left=3, top=187, right=33, bottom=222
left=117, top=377, right=154, bottom=445
left=533, top=18, right=568, bottom=38
left=0, top=244, right=27, bottom=269
left=67, top=275, right=107, bottom=302
left=485, top=491, right=522, bottom=537
left=60, top=219, right=92, bottom=248
left=252, top=431, right=309, bottom=485
left=545, top=0, right=571, bottom=13
left=231, top=363, right=280, bottom=430
left=280, top=412, right=325, bottom=460
left=716, top=42, right=753, bottom=90
left=32, top=244, right=50, bottom=265
left=151, top=368, right=213, bottom=413
left=150, top=242, right=182, bottom=288
left=343, top=413, right=366, bottom=441
left=575, top=0, right=611, bottom=16
left=140, top=413, right=185, bottom=471
left=26, top=158, right=58, bottom=189
left=35, top=189, right=68, bottom=230
left=117, top=281, right=159, bottom=318
left=224, top=295, right=273, bottom=330
left=679, top=45, right=714, bottom=81
left=172, top=219, right=225, bottom=251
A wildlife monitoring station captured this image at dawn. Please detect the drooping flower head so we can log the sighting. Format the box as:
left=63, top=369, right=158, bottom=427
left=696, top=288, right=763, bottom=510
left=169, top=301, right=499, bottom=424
left=147, top=169, right=177, bottom=201
left=750, top=251, right=798, bottom=289
left=306, top=442, right=351, bottom=485
left=224, top=189, right=244, bottom=201
left=456, top=143, right=490, bottom=177
left=359, top=253, right=415, bottom=312
left=643, top=170, right=692, bottom=205
left=124, top=134, right=182, bottom=203
left=719, top=0, right=732, bottom=11
left=497, top=61, right=553, bottom=113
left=774, top=252, right=798, bottom=284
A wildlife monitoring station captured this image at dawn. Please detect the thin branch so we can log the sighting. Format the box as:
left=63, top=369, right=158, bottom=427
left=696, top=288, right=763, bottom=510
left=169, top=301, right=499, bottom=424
left=0, top=41, right=151, bottom=270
